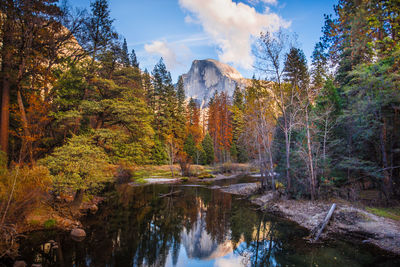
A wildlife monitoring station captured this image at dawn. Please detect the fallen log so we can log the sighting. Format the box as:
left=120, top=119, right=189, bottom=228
left=159, top=190, right=181, bottom=198
left=312, top=203, right=336, bottom=242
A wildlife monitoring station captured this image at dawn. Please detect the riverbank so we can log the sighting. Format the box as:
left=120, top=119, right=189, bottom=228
left=218, top=182, right=400, bottom=255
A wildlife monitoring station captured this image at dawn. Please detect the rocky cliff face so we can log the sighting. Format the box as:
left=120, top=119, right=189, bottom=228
left=182, top=59, right=247, bottom=108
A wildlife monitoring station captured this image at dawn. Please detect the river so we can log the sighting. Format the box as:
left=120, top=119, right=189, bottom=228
left=13, top=178, right=400, bottom=266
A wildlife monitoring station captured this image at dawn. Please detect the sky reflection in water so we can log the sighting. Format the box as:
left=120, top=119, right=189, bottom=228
left=17, top=183, right=400, bottom=267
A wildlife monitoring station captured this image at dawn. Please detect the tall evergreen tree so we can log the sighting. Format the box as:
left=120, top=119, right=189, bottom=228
left=152, top=58, right=182, bottom=143
left=121, top=38, right=130, bottom=67
left=231, top=85, right=247, bottom=162
left=142, top=69, right=154, bottom=111
left=130, top=48, right=139, bottom=68
left=202, top=133, right=214, bottom=165
left=176, top=76, right=187, bottom=138
left=85, top=0, right=116, bottom=67
left=311, top=42, right=328, bottom=91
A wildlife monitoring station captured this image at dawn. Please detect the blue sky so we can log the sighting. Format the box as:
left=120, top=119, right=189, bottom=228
left=68, top=0, right=337, bottom=82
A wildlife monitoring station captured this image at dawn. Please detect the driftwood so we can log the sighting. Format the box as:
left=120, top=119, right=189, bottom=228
left=311, top=203, right=336, bottom=242
left=159, top=190, right=181, bottom=198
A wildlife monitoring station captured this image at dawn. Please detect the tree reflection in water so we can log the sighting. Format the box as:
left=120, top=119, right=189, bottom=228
left=18, top=184, right=400, bottom=267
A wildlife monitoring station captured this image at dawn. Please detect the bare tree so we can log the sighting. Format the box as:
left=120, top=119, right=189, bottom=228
left=254, top=30, right=299, bottom=194
left=165, top=135, right=178, bottom=177
left=244, top=80, right=277, bottom=190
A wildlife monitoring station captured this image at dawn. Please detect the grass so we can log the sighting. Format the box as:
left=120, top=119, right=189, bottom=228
left=133, top=177, right=147, bottom=184
left=366, top=206, right=400, bottom=221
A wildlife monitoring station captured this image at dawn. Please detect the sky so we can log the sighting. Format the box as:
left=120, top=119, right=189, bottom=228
left=68, top=0, right=337, bottom=82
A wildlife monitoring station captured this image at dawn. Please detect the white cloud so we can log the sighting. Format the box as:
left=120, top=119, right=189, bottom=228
left=144, top=40, right=192, bottom=70
left=252, top=0, right=278, bottom=5
left=179, top=0, right=289, bottom=69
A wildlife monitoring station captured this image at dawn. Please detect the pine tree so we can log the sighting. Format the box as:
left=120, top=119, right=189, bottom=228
left=284, top=47, right=310, bottom=94
left=176, top=76, right=186, bottom=114
left=130, top=48, right=139, bottom=69
left=311, top=42, right=328, bottom=91
left=176, top=76, right=187, bottom=140
left=85, top=0, right=116, bottom=67
left=202, top=133, right=214, bottom=165
left=183, top=134, right=196, bottom=163
left=142, top=69, right=154, bottom=111
left=121, top=38, right=130, bottom=67
left=231, top=85, right=246, bottom=162
left=152, top=58, right=182, bottom=144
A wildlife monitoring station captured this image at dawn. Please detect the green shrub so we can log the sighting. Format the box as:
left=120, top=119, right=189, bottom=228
left=44, top=219, right=56, bottom=229
left=39, top=135, right=113, bottom=196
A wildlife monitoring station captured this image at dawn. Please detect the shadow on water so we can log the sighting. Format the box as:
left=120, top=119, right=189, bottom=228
left=13, top=184, right=400, bottom=266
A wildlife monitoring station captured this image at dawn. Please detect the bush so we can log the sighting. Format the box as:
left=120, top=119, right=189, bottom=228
left=0, top=165, right=51, bottom=258
left=39, top=135, right=113, bottom=201
left=0, top=165, right=52, bottom=224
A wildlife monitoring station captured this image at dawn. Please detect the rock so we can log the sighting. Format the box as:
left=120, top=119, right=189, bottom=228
left=220, top=183, right=260, bottom=195
left=70, top=228, right=86, bottom=241
left=31, top=264, right=42, bottom=267
left=251, top=192, right=278, bottom=207
left=89, top=204, right=98, bottom=214
left=13, top=261, right=27, bottom=267
left=210, top=185, right=221, bottom=190
left=182, top=59, right=248, bottom=108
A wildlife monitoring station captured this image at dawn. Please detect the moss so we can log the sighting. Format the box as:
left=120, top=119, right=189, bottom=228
left=44, top=219, right=57, bottom=229
left=197, top=172, right=215, bottom=179
left=366, top=207, right=400, bottom=221
left=28, top=219, right=41, bottom=226
left=132, top=169, right=150, bottom=179
left=134, top=178, right=147, bottom=184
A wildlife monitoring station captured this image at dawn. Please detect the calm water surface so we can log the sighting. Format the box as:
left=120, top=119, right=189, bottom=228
left=15, top=182, right=400, bottom=266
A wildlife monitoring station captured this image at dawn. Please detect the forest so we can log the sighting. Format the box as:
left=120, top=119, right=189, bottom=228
left=0, top=0, right=399, bottom=261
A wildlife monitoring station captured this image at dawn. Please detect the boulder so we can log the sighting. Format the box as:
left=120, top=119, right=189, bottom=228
left=89, top=204, right=98, bottom=214
left=220, top=183, right=260, bottom=195
left=13, top=261, right=27, bottom=267
left=70, top=228, right=86, bottom=241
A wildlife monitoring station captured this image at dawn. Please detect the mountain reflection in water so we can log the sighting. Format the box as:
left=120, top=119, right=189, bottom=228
left=17, top=184, right=400, bottom=267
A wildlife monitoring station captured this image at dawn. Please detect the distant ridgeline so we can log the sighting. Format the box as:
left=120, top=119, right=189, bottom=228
left=181, top=59, right=250, bottom=108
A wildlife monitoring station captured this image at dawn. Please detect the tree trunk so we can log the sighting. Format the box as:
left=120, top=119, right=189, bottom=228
left=0, top=78, right=10, bottom=155
left=380, top=119, right=392, bottom=201
left=306, top=108, right=316, bottom=201
left=72, top=189, right=84, bottom=208
left=17, top=90, right=33, bottom=164
left=284, top=128, right=291, bottom=194
left=0, top=11, right=13, bottom=156
left=312, top=203, right=336, bottom=242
